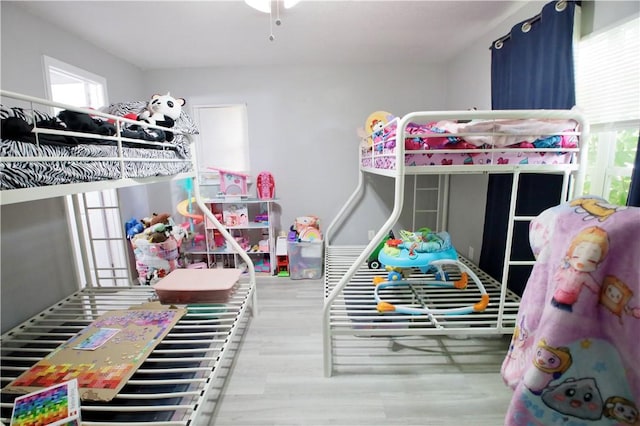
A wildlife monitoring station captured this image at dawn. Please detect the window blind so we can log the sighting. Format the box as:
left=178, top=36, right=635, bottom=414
left=576, top=16, right=640, bottom=126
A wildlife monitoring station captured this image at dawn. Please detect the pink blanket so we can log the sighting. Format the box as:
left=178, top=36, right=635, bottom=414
left=502, top=197, right=640, bottom=425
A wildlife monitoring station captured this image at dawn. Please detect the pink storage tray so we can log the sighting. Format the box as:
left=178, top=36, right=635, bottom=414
left=152, top=268, right=242, bottom=304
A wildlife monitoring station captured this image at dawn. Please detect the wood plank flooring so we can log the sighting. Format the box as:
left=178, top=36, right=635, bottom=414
left=198, top=277, right=515, bottom=426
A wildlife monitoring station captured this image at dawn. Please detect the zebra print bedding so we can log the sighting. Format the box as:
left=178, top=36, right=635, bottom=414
left=1, top=95, right=198, bottom=192
left=1, top=139, right=192, bottom=190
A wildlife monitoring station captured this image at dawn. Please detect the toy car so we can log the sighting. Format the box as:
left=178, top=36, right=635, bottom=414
left=367, top=230, right=395, bottom=269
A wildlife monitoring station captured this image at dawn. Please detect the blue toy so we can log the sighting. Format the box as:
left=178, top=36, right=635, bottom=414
left=373, top=228, right=489, bottom=316
left=125, top=218, right=144, bottom=239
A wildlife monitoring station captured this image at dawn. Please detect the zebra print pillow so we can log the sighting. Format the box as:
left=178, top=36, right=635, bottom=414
left=0, top=105, right=56, bottom=124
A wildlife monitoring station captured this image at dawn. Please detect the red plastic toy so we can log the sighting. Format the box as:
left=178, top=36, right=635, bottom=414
left=256, top=171, right=275, bottom=199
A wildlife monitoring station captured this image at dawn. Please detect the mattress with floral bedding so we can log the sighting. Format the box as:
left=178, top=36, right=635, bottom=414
left=362, top=117, right=580, bottom=170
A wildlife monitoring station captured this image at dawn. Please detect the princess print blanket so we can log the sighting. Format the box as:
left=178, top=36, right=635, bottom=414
left=501, top=197, right=640, bottom=426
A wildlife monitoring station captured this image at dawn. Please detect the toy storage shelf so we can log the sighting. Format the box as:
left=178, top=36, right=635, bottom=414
left=183, top=197, right=278, bottom=275
left=0, top=282, right=255, bottom=425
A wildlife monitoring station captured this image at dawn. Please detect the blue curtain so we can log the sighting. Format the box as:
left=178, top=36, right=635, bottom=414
left=627, top=135, right=640, bottom=207
left=479, top=0, right=578, bottom=296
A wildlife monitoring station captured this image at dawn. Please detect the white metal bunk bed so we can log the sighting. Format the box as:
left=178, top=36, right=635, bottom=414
left=322, top=109, right=589, bottom=377
left=0, top=90, right=257, bottom=425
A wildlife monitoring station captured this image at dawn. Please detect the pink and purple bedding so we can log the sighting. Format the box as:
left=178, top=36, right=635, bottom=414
left=501, top=197, right=640, bottom=425
left=363, top=118, right=579, bottom=169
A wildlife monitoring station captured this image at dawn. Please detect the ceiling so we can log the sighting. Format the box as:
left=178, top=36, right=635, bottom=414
left=15, top=0, right=530, bottom=70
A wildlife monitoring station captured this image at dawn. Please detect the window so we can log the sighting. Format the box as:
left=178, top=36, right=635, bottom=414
left=43, top=55, right=107, bottom=113
left=583, top=127, right=639, bottom=205
left=44, top=56, right=130, bottom=288
left=193, top=104, right=251, bottom=174
left=576, top=16, right=640, bottom=205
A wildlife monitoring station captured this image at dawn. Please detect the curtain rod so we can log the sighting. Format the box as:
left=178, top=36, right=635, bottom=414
left=490, top=0, right=567, bottom=50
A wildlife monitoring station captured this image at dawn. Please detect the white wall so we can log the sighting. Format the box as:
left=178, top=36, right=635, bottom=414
left=143, top=64, right=448, bottom=244
left=0, top=2, right=144, bottom=333
left=0, top=2, right=145, bottom=103
left=585, top=0, right=640, bottom=35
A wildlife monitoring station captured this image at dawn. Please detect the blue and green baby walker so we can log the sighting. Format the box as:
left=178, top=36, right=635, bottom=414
left=373, top=228, right=489, bottom=316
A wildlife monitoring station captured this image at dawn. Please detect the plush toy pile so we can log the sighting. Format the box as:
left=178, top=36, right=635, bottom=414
left=287, top=215, right=323, bottom=242
left=126, top=212, right=187, bottom=285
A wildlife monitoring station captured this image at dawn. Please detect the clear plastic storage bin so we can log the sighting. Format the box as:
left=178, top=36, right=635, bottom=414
left=287, top=240, right=323, bottom=280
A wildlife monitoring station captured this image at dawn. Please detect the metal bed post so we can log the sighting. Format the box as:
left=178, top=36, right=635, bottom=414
left=497, top=170, right=521, bottom=332
left=322, top=116, right=409, bottom=377
left=186, top=141, right=257, bottom=314
left=191, top=176, right=258, bottom=316
left=440, top=174, right=450, bottom=232
left=70, top=195, right=95, bottom=289
left=323, top=152, right=365, bottom=247
left=411, top=175, right=418, bottom=231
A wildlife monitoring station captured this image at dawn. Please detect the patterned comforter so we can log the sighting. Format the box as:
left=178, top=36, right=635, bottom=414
left=1, top=139, right=192, bottom=190
left=501, top=197, right=640, bottom=425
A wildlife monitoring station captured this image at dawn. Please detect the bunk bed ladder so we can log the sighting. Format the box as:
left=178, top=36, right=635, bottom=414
left=498, top=170, right=573, bottom=331
left=71, top=190, right=133, bottom=288
left=411, top=174, right=446, bottom=232
left=497, top=172, right=522, bottom=332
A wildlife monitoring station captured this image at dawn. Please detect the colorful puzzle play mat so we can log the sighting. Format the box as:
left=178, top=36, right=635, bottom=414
left=4, top=304, right=186, bottom=402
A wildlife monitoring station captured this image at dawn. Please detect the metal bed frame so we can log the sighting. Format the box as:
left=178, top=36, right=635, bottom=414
left=322, top=109, right=589, bottom=377
left=0, top=284, right=255, bottom=425
left=0, top=90, right=258, bottom=424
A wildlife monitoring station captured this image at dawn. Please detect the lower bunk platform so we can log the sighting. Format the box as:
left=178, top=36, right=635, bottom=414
left=0, top=281, right=255, bottom=425
left=324, top=245, right=520, bottom=373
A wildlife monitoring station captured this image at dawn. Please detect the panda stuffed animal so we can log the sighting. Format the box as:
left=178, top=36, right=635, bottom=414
left=137, top=93, right=186, bottom=142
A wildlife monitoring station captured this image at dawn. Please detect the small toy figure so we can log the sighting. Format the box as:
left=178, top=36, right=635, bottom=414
left=367, top=230, right=395, bottom=269
left=276, top=236, right=289, bottom=277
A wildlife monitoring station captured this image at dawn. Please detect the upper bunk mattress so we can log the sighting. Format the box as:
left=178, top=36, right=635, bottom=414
left=1, top=98, right=197, bottom=191
left=361, top=112, right=584, bottom=171
left=1, top=139, right=192, bottom=190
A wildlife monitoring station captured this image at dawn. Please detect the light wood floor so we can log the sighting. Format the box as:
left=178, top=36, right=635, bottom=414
left=198, top=277, right=515, bottom=426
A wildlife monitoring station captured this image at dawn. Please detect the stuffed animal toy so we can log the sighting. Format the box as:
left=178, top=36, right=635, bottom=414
left=149, top=212, right=171, bottom=227
left=137, top=93, right=185, bottom=142
left=141, top=212, right=171, bottom=228
left=125, top=218, right=145, bottom=239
